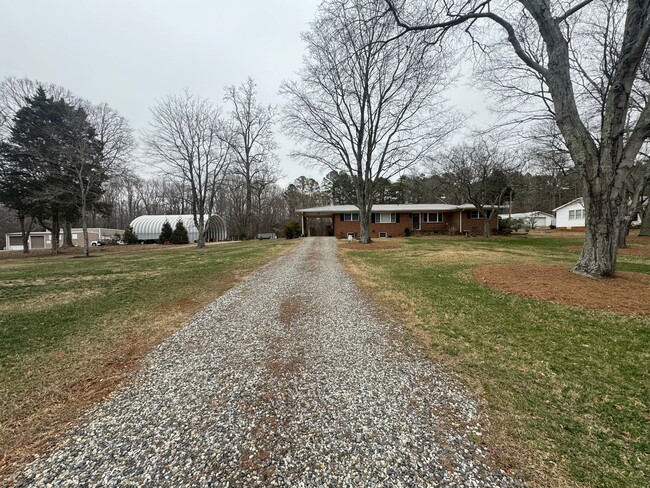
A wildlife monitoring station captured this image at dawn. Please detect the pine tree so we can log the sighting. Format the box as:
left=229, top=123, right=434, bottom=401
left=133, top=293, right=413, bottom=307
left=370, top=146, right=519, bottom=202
left=171, top=220, right=189, bottom=244
left=123, top=226, right=139, bottom=244
left=158, top=220, right=173, bottom=244
left=0, top=87, right=105, bottom=253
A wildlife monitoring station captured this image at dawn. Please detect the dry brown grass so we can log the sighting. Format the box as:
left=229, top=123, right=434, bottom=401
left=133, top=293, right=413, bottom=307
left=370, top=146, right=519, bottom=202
left=0, top=289, right=101, bottom=313
left=340, top=240, right=402, bottom=250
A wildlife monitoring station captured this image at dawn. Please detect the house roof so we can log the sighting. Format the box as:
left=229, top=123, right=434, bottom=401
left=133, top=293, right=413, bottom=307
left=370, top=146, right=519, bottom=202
left=498, top=211, right=554, bottom=219
left=552, top=197, right=584, bottom=212
left=297, top=203, right=508, bottom=217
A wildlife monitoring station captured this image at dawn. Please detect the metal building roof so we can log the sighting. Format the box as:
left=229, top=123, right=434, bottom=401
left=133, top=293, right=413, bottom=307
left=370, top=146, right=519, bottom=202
left=129, top=214, right=228, bottom=242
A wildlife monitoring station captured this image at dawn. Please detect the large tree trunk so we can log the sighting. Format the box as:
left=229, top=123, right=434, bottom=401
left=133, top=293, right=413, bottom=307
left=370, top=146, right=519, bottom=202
left=50, top=214, right=61, bottom=254
left=640, top=212, right=650, bottom=237
left=483, top=217, right=491, bottom=238
left=617, top=221, right=630, bottom=249
left=356, top=180, right=373, bottom=244
left=197, top=215, right=206, bottom=249
left=62, top=221, right=73, bottom=247
left=573, top=195, right=619, bottom=278
left=82, top=199, right=89, bottom=258
left=246, top=181, right=253, bottom=240
left=19, top=214, right=30, bottom=254
left=359, top=208, right=371, bottom=243
left=638, top=196, right=649, bottom=237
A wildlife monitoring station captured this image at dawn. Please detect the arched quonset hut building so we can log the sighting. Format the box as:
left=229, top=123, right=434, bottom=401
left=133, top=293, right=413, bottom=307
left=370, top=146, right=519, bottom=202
left=130, top=215, right=228, bottom=243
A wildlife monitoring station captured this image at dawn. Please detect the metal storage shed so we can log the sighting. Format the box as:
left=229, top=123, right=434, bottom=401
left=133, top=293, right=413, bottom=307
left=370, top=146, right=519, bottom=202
left=129, top=214, right=228, bottom=243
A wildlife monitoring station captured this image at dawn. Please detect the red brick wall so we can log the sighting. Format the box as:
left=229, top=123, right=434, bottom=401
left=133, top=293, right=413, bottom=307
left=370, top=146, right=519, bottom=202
left=459, top=211, right=498, bottom=235
left=332, top=210, right=499, bottom=238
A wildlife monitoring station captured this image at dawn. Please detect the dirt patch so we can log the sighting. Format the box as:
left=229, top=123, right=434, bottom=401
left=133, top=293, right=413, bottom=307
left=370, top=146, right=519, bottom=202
left=265, top=353, right=305, bottom=379
left=473, top=264, right=650, bottom=315
left=278, top=297, right=307, bottom=325
left=340, top=240, right=402, bottom=250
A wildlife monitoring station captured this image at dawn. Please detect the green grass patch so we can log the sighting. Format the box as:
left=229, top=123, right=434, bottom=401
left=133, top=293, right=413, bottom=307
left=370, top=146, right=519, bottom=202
left=342, top=235, right=649, bottom=487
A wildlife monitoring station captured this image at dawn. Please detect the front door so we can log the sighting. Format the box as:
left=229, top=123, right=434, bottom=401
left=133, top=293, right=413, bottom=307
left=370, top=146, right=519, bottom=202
left=412, top=212, right=420, bottom=230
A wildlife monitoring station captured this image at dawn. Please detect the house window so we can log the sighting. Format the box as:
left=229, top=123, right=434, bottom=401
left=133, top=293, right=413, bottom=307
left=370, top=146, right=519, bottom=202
left=468, top=210, right=481, bottom=219
left=378, top=232, right=388, bottom=238
left=569, top=210, right=575, bottom=220
left=575, top=209, right=584, bottom=220
left=377, top=213, right=396, bottom=223
left=422, top=212, right=444, bottom=223
left=343, top=213, right=359, bottom=221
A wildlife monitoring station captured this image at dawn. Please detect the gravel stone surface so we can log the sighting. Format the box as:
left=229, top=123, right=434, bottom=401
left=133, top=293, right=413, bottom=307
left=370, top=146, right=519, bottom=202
left=13, top=237, right=525, bottom=487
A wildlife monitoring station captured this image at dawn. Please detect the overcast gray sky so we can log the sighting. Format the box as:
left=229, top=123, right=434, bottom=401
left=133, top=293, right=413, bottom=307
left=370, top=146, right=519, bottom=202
left=0, top=0, right=490, bottom=185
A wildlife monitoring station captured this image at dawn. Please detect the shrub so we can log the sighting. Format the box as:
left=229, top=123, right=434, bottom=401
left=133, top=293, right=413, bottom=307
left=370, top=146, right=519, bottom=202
left=122, top=227, right=139, bottom=245
left=499, top=217, right=524, bottom=234
left=404, top=227, right=411, bottom=237
left=171, top=220, right=190, bottom=244
left=284, top=221, right=301, bottom=239
left=158, top=220, right=173, bottom=244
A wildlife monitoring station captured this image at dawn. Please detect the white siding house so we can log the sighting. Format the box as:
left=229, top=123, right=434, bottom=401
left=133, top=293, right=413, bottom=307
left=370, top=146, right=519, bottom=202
left=499, top=211, right=556, bottom=228
left=553, top=198, right=586, bottom=229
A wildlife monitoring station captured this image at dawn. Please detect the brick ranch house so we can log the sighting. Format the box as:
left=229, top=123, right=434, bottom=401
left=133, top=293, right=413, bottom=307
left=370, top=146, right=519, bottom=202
left=297, top=204, right=500, bottom=238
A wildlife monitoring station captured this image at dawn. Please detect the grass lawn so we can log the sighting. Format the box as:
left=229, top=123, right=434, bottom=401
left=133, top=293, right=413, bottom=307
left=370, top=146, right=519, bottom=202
left=0, top=240, right=295, bottom=479
left=340, top=232, right=649, bottom=488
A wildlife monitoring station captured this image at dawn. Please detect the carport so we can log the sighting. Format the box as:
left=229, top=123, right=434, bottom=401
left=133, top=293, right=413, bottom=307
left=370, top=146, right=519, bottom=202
left=297, top=206, right=342, bottom=236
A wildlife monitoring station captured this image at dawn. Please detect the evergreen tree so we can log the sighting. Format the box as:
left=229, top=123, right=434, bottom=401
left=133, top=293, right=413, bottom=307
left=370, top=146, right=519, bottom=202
left=284, top=220, right=301, bottom=239
left=123, top=226, right=139, bottom=244
left=158, top=220, right=173, bottom=244
left=0, top=87, right=105, bottom=253
left=171, top=220, right=189, bottom=244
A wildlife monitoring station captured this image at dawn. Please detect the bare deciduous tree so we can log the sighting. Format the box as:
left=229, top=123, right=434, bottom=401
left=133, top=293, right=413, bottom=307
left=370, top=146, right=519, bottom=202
left=387, top=0, right=650, bottom=277
left=439, top=141, right=519, bottom=237
left=145, top=91, right=231, bottom=248
left=224, top=78, right=279, bottom=239
left=282, top=0, right=460, bottom=243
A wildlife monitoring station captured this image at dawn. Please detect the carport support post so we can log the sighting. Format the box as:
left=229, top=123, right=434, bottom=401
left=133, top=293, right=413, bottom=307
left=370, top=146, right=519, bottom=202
left=301, top=212, right=305, bottom=237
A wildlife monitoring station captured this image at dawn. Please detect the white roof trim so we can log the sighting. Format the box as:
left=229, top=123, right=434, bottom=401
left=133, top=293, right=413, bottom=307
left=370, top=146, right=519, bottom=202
left=552, top=197, right=584, bottom=212
left=498, top=211, right=554, bottom=219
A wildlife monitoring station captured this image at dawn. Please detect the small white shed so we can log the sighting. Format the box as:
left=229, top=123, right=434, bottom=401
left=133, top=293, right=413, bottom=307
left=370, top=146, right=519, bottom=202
left=499, top=211, right=556, bottom=228
left=553, top=198, right=585, bottom=229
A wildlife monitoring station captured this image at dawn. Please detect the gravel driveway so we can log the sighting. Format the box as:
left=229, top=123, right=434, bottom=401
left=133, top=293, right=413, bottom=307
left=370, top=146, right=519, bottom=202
left=14, top=238, right=523, bottom=487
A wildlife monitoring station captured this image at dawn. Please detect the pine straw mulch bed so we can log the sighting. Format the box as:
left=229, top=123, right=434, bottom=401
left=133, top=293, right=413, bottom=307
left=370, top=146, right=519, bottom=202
left=473, top=264, right=650, bottom=315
